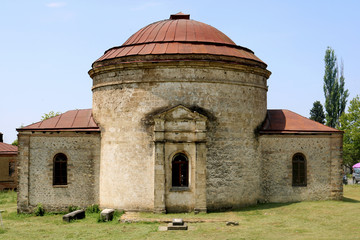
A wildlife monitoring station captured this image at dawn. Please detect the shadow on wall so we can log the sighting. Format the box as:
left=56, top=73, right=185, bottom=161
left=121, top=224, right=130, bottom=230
left=262, top=110, right=286, bottom=131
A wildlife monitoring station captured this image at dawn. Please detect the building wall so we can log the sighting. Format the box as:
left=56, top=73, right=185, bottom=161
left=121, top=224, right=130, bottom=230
left=259, top=133, right=343, bottom=203
left=0, top=154, right=17, bottom=190
left=91, top=61, right=269, bottom=211
left=17, top=131, right=100, bottom=212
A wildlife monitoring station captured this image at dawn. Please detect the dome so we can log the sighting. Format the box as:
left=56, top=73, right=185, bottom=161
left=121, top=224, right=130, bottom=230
left=93, top=12, right=267, bottom=69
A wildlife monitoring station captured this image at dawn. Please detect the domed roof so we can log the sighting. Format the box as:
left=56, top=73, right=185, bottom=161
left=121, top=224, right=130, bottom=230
left=93, top=13, right=266, bottom=68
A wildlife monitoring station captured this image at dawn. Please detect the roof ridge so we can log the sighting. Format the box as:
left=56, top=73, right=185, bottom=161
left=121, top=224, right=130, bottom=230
left=87, top=110, right=92, bottom=127
left=54, top=111, right=63, bottom=128
left=70, top=109, right=79, bottom=128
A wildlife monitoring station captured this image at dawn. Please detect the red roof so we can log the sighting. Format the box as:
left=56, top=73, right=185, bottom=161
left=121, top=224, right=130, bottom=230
left=18, top=109, right=99, bottom=132
left=0, top=142, right=18, bottom=155
left=261, top=110, right=341, bottom=133
left=93, top=13, right=266, bottom=67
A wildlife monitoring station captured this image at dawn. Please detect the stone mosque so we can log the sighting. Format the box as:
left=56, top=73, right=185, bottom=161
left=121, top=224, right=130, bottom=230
left=17, top=13, right=343, bottom=213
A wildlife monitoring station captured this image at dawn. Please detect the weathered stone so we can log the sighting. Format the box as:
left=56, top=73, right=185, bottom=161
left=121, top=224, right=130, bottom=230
left=259, top=133, right=343, bottom=202
left=63, top=209, right=85, bottom=222
left=17, top=132, right=100, bottom=213
left=226, top=221, right=239, bottom=226
left=172, top=218, right=184, bottom=226
left=167, top=223, right=188, bottom=230
left=100, top=208, right=115, bottom=221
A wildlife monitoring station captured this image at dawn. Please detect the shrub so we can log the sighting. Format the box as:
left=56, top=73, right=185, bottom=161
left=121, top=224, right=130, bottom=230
left=68, top=205, right=80, bottom=213
left=97, top=214, right=106, bottom=223
left=86, top=204, right=100, bottom=214
left=114, top=210, right=124, bottom=218
left=34, top=203, right=45, bottom=216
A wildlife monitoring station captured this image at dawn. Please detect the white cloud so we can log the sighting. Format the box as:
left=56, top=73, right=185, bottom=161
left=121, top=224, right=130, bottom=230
left=46, top=2, right=67, bottom=8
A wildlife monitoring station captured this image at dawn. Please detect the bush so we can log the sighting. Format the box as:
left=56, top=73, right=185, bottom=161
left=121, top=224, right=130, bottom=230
left=86, top=204, right=100, bottom=214
left=68, top=205, right=80, bottom=213
left=34, top=203, right=45, bottom=216
left=97, top=214, right=106, bottom=223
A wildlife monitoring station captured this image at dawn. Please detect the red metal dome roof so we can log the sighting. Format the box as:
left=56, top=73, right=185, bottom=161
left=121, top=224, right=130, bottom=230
left=94, top=13, right=266, bottom=67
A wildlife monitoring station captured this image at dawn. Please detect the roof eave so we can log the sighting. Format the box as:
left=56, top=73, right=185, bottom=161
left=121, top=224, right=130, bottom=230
left=259, top=130, right=343, bottom=135
left=0, top=151, right=18, bottom=155
left=17, top=128, right=100, bottom=132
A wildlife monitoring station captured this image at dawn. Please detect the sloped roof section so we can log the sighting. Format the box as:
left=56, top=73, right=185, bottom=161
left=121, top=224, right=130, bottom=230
left=261, top=110, right=342, bottom=134
left=18, top=109, right=99, bottom=132
left=0, top=142, right=18, bottom=155
left=93, top=12, right=266, bottom=68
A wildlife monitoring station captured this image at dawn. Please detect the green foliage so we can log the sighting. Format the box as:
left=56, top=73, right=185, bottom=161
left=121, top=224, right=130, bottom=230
left=11, top=139, right=18, bottom=146
left=323, top=47, right=349, bottom=128
left=339, top=96, right=360, bottom=168
left=41, top=111, right=61, bottom=121
left=309, top=101, right=325, bottom=124
left=68, top=205, right=81, bottom=212
left=34, top=203, right=45, bottom=216
left=96, top=214, right=106, bottom=223
left=86, top=204, right=100, bottom=213
left=114, top=210, right=123, bottom=218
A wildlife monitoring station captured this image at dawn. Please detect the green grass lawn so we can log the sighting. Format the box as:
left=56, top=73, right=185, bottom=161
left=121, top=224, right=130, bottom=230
left=1, top=186, right=360, bottom=239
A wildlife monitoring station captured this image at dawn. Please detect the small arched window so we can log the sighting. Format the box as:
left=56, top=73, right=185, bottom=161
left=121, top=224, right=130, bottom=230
left=292, top=153, right=306, bottom=186
left=172, top=153, right=189, bottom=187
left=53, top=153, right=67, bottom=185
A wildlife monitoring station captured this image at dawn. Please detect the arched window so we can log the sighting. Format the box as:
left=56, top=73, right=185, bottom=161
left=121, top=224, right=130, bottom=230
left=53, top=153, right=67, bottom=185
left=292, top=153, right=306, bottom=186
left=172, top=153, right=189, bottom=187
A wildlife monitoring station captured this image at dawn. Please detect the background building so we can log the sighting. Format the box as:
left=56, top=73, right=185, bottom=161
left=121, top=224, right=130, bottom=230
left=0, top=133, right=18, bottom=190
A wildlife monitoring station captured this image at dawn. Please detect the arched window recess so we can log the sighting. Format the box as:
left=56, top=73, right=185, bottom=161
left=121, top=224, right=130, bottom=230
left=53, top=153, right=68, bottom=186
left=292, top=153, right=307, bottom=187
left=172, top=153, right=189, bottom=188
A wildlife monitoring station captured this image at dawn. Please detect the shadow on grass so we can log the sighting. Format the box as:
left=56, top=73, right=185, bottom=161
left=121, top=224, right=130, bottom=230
left=342, top=197, right=360, bottom=203
left=237, top=202, right=296, bottom=212
left=209, top=202, right=296, bottom=213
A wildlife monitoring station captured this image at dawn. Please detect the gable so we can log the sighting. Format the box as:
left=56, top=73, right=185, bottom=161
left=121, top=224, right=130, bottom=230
left=154, top=105, right=207, bottom=121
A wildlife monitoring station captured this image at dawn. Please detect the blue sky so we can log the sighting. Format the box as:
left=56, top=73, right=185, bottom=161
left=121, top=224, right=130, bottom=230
left=1, top=0, right=359, bottom=143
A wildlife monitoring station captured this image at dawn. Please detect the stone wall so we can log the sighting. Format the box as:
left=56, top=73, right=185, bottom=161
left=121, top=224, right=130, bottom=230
left=91, top=61, right=269, bottom=212
left=259, top=133, right=343, bottom=203
left=17, top=131, right=100, bottom=212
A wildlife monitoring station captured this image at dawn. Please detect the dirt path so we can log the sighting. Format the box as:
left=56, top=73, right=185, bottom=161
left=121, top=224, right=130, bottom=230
left=120, top=211, right=239, bottom=223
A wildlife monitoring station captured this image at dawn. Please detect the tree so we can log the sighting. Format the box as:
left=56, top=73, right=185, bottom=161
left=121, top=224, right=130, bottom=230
left=309, top=101, right=325, bottom=124
left=12, top=139, right=18, bottom=146
left=41, top=111, right=61, bottom=121
left=323, top=47, right=349, bottom=128
left=339, top=96, right=360, bottom=169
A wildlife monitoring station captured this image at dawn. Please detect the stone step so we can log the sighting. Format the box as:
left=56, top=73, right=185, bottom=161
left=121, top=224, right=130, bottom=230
left=100, top=208, right=115, bottom=221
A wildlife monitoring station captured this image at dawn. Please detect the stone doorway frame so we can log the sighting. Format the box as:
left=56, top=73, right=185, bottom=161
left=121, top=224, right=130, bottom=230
left=153, top=105, right=207, bottom=213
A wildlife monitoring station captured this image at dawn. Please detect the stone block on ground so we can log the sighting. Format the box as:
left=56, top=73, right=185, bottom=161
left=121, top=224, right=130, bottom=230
left=100, top=208, right=115, bottom=221
left=167, top=223, right=188, bottom=230
left=167, top=219, right=187, bottom=230
left=226, top=221, right=239, bottom=226
left=172, top=218, right=184, bottom=225
left=63, top=209, right=85, bottom=222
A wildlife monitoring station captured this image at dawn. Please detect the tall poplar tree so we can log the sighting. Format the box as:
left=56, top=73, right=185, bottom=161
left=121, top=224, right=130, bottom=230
left=323, top=47, right=349, bottom=128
